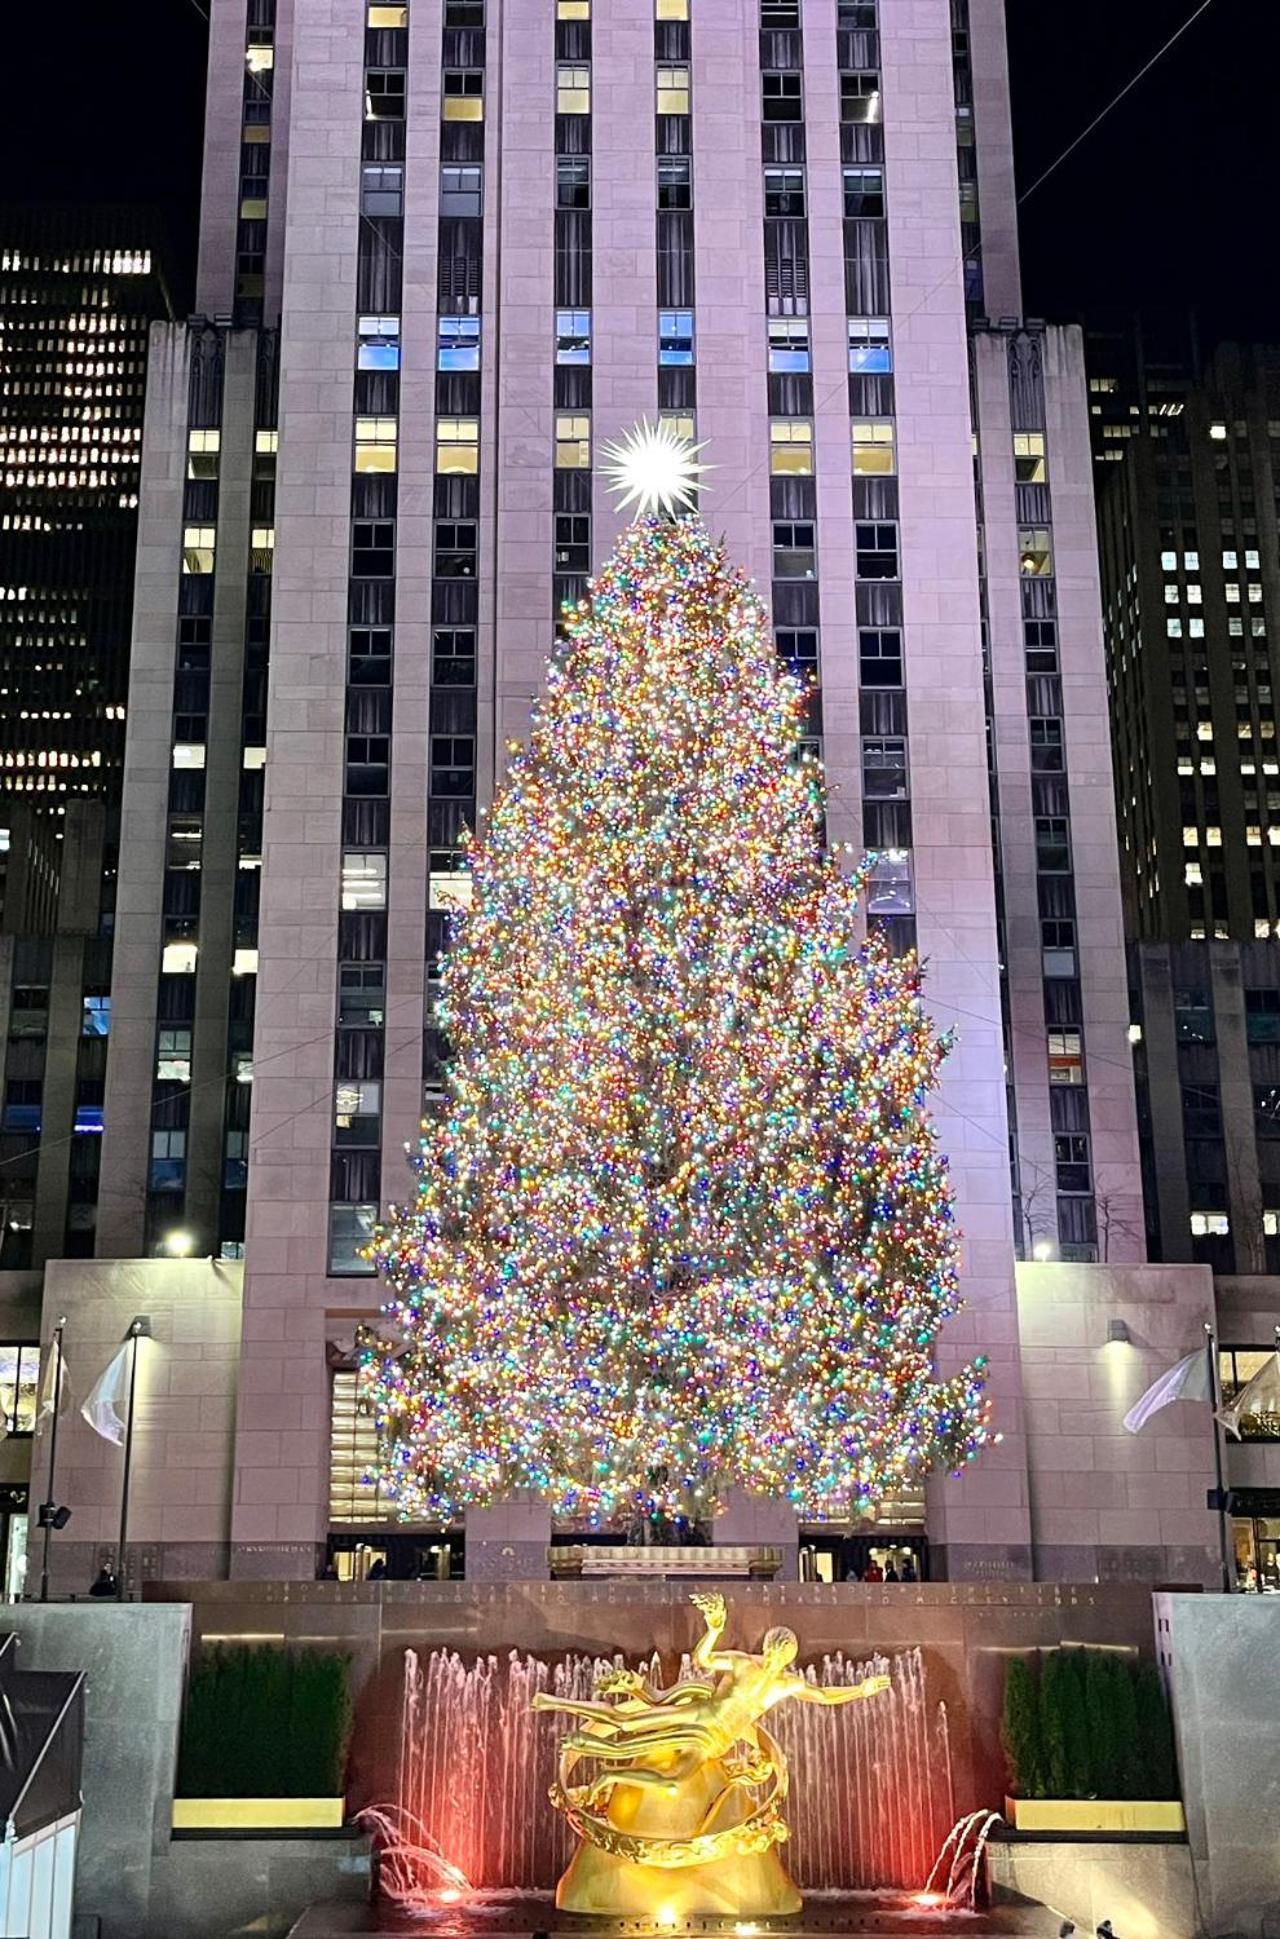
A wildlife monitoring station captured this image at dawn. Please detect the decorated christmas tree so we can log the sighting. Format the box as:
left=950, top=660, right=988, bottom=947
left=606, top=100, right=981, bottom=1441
left=362, top=427, right=990, bottom=1525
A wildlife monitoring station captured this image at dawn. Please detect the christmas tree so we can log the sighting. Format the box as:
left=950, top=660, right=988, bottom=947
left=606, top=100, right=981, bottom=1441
left=362, top=438, right=990, bottom=1525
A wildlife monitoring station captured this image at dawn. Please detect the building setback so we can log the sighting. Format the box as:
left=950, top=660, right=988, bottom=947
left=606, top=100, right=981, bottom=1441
left=88, top=0, right=1150, bottom=1583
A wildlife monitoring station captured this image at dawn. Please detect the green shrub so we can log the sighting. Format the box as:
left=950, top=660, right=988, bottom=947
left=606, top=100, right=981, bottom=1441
left=176, top=1644, right=353, bottom=1798
left=1000, top=1655, right=1043, bottom=1799
left=1006, top=1649, right=1180, bottom=1802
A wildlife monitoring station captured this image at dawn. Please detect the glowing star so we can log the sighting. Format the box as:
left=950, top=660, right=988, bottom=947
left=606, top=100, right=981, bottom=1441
left=601, top=417, right=712, bottom=520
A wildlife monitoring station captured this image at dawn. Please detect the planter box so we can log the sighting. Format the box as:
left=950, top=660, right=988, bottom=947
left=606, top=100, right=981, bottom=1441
left=1005, top=1797, right=1186, bottom=1835
left=172, top=1797, right=346, bottom=1832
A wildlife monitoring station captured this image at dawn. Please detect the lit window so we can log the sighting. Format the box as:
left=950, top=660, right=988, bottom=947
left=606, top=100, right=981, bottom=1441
left=1205, top=826, right=1222, bottom=846
left=430, top=869, right=473, bottom=912
left=436, top=418, right=479, bottom=474
left=255, top=428, right=279, bottom=453
left=1047, top=1030, right=1084, bottom=1084
left=328, top=1203, right=378, bottom=1275
left=182, top=526, right=216, bottom=574
left=657, top=64, right=690, bottom=113
left=358, top=314, right=401, bottom=372
left=557, top=0, right=589, bottom=14
left=1182, top=826, right=1199, bottom=847
left=1013, top=432, right=1046, bottom=484
left=242, top=746, right=267, bottom=770
left=341, top=851, right=387, bottom=911
left=1190, top=1211, right=1229, bottom=1236
left=335, top=1080, right=382, bottom=1135
left=367, top=3, right=407, bottom=22
left=659, top=310, right=695, bottom=366
left=660, top=413, right=696, bottom=443
left=852, top=420, right=896, bottom=475
left=161, top=943, right=198, bottom=974
left=156, top=1031, right=192, bottom=1082
left=442, top=71, right=483, bottom=120
left=245, top=41, right=274, bottom=73
left=769, top=419, right=813, bottom=476
left=441, top=163, right=482, bottom=215
left=1246, top=549, right=1261, bottom=570
left=848, top=317, right=892, bottom=374
left=1184, top=551, right=1199, bottom=569
left=250, top=527, right=274, bottom=571
left=1189, top=618, right=1204, bottom=637
left=361, top=164, right=403, bottom=217
left=1226, top=584, right=1241, bottom=604
left=769, top=319, right=811, bottom=373
left=438, top=315, right=481, bottom=371
left=1187, top=583, right=1202, bottom=605
left=1248, top=827, right=1263, bottom=846
left=555, top=310, right=591, bottom=365
left=355, top=417, right=398, bottom=473
left=557, top=64, right=591, bottom=114
left=1167, top=619, right=1183, bottom=638
left=172, top=743, right=206, bottom=770
left=187, top=428, right=220, bottom=480
left=1185, top=862, right=1203, bottom=885
left=1018, top=527, right=1053, bottom=576
left=82, top=995, right=111, bottom=1038
left=656, top=0, right=688, bottom=15
left=1224, top=549, right=1239, bottom=570
left=1209, top=423, right=1228, bottom=441
left=233, top=948, right=259, bottom=976
left=865, top=849, right=913, bottom=916
left=240, top=196, right=268, bottom=221
left=555, top=414, right=591, bottom=469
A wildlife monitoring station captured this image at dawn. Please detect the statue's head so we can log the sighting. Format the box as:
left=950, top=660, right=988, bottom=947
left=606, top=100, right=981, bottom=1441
left=762, top=1626, right=798, bottom=1669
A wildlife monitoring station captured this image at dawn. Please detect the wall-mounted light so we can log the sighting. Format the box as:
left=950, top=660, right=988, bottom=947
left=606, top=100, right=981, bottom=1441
left=1107, top=1319, right=1132, bottom=1345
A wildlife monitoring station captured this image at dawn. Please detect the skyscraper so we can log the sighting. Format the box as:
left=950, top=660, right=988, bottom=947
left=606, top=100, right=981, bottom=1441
left=94, top=0, right=1146, bottom=1582
left=0, top=206, right=170, bottom=1266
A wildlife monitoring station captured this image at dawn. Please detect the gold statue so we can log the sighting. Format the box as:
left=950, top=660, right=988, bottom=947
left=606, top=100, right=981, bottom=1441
left=532, top=1591, right=890, bottom=1917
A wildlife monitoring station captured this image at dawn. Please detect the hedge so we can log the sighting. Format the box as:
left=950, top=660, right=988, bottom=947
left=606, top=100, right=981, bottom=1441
left=1001, top=1648, right=1178, bottom=1800
left=176, top=1644, right=353, bottom=1798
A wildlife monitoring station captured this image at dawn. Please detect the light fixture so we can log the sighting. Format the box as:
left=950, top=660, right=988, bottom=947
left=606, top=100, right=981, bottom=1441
left=1107, top=1320, right=1132, bottom=1346
left=1032, top=1238, right=1055, bottom=1262
left=162, top=1229, right=194, bottom=1258
left=128, top=1315, right=153, bottom=1340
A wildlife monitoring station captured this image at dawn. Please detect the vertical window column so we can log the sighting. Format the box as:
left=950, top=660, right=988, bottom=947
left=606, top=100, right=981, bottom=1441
left=237, top=0, right=277, bottom=324
left=553, top=2, right=592, bottom=637
left=655, top=1, right=694, bottom=452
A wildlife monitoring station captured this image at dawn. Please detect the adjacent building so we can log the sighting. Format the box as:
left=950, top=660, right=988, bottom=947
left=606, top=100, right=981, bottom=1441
left=18, top=0, right=1213, bottom=1591
left=0, top=208, right=171, bottom=1269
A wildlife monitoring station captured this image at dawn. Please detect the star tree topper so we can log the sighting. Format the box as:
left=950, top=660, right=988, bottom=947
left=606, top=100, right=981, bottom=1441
left=601, top=417, right=712, bottom=520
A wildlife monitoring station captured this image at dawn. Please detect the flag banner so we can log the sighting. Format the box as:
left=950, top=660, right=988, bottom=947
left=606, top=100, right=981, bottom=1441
left=1122, top=1346, right=1212, bottom=1433
left=37, top=1336, right=70, bottom=1429
left=80, top=1343, right=133, bottom=1446
left=1218, top=1350, right=1280, bottom=1440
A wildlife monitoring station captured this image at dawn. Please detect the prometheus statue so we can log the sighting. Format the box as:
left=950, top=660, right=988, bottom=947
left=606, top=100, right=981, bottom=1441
left=532, top=1591, right=890, bottom=1917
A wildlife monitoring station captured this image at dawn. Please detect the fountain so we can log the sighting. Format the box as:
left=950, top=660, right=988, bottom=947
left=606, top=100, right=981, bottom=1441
left=373, top=1608, right=957, bottom=1910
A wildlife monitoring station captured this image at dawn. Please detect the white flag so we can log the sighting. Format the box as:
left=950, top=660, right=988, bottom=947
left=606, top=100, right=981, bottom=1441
left=1218, top=1351, right=1280, bottom=1440
left=38, top=1336, right=70, bottom=1425
left=1123, top=1347, right=1212, bottom=1433
left=80, top=1344, right=133, bottom=1446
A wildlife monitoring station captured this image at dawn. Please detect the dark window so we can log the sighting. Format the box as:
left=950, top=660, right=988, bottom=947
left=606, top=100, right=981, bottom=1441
left=353, top=519, right=395, bottom=577
left=555, top=514, right=590, bottom=574
left=1182, top=1084, right=1222, bottom=1138
left=1174, top=989, right=1214, bottom=1044
left=855, top=522, right=898, bottom=579
left=361, top=164, right=404, bottom=216
left=1054, top=1133, right=1091, bottom=1195
left=350, top=626, right=392, bottom=685
left=1029, top=718, right=1065, bottom=772
left=1246, top=988, right=1280, bottom=1044
left=1035, top=816, right=1072, bottom=873
left=434, top=520, right=478, bottom=577
left=764, top=166, right=806, bottom=217
left=365, top=70, right=406, bottom=120
left=859, top=627, right=902, bottom=687
left=841, top=72, right=882, bottom=123
left=441, top=164, right=483, bottom=216
left=761, top=0, right=800, bottom=22
left=430, top=735, right=476, bottom=797
left=433, top=627, right=476, bottom=686
left=776, top=627, right=818, bottom=674
left=762, top=73, right=803, bottom=122
left=557, top=157, right=590, bottom=209
left=444, top=0, right=484, bottom=20
left=657, top=156, right=691, bottom=210
left=862, top=736, right=908, bottom=799
left=771, top=520, right=816, bottom=579
left=843, top=166, right=884, bottom=218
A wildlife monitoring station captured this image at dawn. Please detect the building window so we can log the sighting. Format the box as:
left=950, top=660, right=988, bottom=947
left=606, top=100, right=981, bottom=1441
left=187, top=428, right=220, bottom=480
left=555, top=310, right=592, bottom=365
left=555, top=514, right=590, bottom=573
left=440, top=164, right=483, bottom=216
left=161, top=942, right=198, bottom=974
left=341, top=852, right=388, bottom=911
left=1219, top=1348, right=1280, bottom=1439
left=150, top=1129, right=187, bottom=1191
left=1035, top=816, right=1071, bottom=871
left=358, top=314, right=401, bottom=371
left=776, top=628, right=819, bottom=675
left=82, top=994, right=111, bottom=1037
left=557, top=0, right=590, bottom=15
left=772, top=521, right=816, bottom=580
left=768, top=319, right=810, bottom=373
left=366, top=70, right=407, bottom=120
left=1190, top=1211, right=1229, bottom=1237
left=843, top=166, right=885, bottom=218
left=865, top=849, right=913, bottom=916
left=0, top=1345, right=40, bottom=1437
left=657, top=156, right=691, bottom=209
left=841, top=73, right=881, bottom=123
left=557, top=157, right=590, bottom=208
left=762, top=73, right=803, bottom=122
left=764, top=166, right=806, bottom=217
left=431, top=736, right=476, bottom=796
left=182, top=526, right=216, bottom=574
left=860, top=628, right=903, bottom=688
left=250, top=527, right=275, bottom=572
left=1013, top=432, right=1047, bottom=484
left=335, top=1081, right=382, bottom=1144
left=1054, top=1133, right=1091, bottom=1194
left=656, top=0, right=689, bottom=16
left=1019, top=527, right=1054, bottom=576
left=329, top=1368, right=393, bottom=1522
left=361, top=165, right=404, bottom=217
left=659, top=310, right=695, bottom=366
left=436, top=419, right=480, bottom=474
left=355, top=417, right=398, bottom=473
left=554, top=415, right=591, bottom=469
left=848, top=317, right=892, bottom=373
left=437, top=316, right=480, bottom=371
left=433, top=627, right=477, bottom=686
left=657, top=64, right=691, bottom=113
left=855, top=522, right=899, bottom=579
left=862, top=737, right=908, bottom=799
left=557, top=64, right=591, bottom=114
left=328, top=1203, right=378, bottom=1275
left=368, top=2, right=407, bottom=21
left=769, top=419, right=813, bottom=476
left=1048, top=1029, right=1085, bottom=1084
left=442, top=71, right=484, bottom=120
left=852, top=420, right=896, bottom=475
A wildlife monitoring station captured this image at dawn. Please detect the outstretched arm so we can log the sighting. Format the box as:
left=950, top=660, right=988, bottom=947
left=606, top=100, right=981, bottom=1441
left=791, top=1673, right=891, bottom=1707
left=690, top=1590, right=728, bottom=1673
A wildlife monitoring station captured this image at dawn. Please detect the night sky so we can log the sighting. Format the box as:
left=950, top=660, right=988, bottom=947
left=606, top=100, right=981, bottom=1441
left=0, top=0, right=1271, bottom=342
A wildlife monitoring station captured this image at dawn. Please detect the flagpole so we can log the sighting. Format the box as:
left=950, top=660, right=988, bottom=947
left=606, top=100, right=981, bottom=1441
left=38, top=1315, right=67, bottom=1604
left=116, top=1317, right=151, bottom=1603
left=1204, top=1322, right=1233, bottom=1594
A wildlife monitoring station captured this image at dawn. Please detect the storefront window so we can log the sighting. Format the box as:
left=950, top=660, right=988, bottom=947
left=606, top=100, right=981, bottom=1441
left=1220, top=1347, right=1280, bottom=1438
left=1232, top=1512, right=1280, bottom=1593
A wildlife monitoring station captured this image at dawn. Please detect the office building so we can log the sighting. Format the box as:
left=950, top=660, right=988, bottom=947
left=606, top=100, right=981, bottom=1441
left=62, top=0, right=1173, bottom=1586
